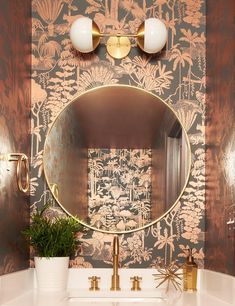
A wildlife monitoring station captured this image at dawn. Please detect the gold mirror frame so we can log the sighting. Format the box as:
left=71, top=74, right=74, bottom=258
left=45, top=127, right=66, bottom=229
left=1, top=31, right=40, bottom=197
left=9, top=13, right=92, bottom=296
left=43, top=85, right=191, bottom=234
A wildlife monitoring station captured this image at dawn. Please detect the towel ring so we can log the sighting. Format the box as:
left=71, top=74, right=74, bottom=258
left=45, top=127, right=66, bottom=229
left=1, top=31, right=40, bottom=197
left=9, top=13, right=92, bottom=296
left=1, top=153, right=30, bottom=194
left=16, top=154, right=30, bottom=193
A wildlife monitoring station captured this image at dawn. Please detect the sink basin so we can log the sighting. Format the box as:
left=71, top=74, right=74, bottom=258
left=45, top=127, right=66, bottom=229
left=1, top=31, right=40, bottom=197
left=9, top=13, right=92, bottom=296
left=67, top=297, right=165, bottom=306
left=67, top=297, right=164, bottom=303
left=64, top=269, right=180, bottom=305
left=66, top=289, right=165, bottom=305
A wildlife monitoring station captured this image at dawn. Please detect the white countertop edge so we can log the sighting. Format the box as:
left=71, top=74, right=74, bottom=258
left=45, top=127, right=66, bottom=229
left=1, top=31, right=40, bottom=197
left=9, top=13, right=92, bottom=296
left=0, top=269, right=34, bottom=305
left=199, top=269, right=235, bottom=304
left=0, top=268, right=234, bottom=305
left=1, top=289, right=233, bottom=306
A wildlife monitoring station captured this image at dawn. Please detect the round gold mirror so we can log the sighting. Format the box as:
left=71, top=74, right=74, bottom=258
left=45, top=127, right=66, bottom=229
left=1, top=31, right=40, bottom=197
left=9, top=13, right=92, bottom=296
left=43, top=85, right=191, bottom=234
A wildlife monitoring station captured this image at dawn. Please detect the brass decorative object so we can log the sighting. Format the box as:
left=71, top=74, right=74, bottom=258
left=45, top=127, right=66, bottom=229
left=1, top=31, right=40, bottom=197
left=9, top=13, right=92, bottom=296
left=89, top=276, right=100, bottom=291
left=131, top=276, right=142, bottom=291
left=153, top=261, right=183, bottom=292
left=0, top=153, right=30, bottom=194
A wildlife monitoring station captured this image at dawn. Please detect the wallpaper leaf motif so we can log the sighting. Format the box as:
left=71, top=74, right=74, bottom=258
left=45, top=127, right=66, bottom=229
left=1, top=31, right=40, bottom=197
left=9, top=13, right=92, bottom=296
left=32, top=0, right=65, bottom=24
left=31, top=0, right=206, bottom=268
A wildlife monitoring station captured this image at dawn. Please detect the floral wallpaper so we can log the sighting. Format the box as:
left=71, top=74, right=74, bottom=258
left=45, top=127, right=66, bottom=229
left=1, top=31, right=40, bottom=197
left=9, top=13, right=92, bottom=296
left=88, top=149, right=152, bottom=232
left=0, top=0, right=31, bottom=276
left=31, top=0, right=206, bottom=268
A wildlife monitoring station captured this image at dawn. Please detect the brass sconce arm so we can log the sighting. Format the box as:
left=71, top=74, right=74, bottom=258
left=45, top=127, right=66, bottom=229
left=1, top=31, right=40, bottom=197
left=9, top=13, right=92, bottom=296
left=98, top=33, right=138, bottom=38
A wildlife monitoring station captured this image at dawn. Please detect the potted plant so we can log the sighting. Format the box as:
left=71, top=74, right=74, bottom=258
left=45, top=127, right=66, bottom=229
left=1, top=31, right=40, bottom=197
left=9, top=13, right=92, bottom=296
left=23, top=204, right=82, bottom=291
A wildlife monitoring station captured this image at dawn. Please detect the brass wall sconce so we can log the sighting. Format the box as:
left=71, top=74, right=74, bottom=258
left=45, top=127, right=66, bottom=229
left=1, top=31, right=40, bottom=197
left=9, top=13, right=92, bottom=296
left=70, top=17, right=167, bottom=59
left=0, top=153, right=30, bottom=194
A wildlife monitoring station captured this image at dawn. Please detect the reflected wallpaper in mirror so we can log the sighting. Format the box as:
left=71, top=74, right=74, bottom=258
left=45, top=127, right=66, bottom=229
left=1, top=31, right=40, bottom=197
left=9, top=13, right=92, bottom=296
left=87, top=148, right=152, bottom=231
left=43, top=86, right=191, bottom=233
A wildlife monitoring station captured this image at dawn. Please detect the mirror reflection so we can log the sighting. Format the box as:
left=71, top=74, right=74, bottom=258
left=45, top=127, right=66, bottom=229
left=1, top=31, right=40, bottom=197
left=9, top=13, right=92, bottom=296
left=43, top=85, right=190, bottom=233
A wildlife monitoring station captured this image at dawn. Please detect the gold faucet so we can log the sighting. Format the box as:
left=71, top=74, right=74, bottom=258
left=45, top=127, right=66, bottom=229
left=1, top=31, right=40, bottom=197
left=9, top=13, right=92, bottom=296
left=110, top=235, right=121, bottom=291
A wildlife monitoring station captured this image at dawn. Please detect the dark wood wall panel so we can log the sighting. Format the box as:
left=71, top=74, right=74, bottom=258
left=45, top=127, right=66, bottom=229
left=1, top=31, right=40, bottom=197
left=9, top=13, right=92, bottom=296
left=0, top=0, right=31, bottom=275
left=205, top=0, right=235, bottom=275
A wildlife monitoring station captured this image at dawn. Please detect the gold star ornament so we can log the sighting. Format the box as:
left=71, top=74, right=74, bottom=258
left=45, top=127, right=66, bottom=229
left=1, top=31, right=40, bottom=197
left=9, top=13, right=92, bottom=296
left=153, top=261, right=183, bottom=292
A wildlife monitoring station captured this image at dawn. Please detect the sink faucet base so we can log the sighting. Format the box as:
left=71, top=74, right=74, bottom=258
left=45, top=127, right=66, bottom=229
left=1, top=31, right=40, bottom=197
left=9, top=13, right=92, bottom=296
left=110, top=274, right=121, bottom=291
left=110, top=235, right=121, bottom=291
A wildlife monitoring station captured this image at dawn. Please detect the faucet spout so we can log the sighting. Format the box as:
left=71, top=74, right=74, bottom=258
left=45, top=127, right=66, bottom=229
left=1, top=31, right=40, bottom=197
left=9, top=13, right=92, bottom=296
left=113, top=235, right=119, bottom=256
left=110, top=235, right=121, bottom=291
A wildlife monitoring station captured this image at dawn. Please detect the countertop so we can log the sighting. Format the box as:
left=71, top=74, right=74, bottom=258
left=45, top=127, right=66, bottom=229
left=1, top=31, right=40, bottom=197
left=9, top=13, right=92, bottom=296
left=1, top=289, right=232, bottom=306
left=1, top=269, right=234, bottom=306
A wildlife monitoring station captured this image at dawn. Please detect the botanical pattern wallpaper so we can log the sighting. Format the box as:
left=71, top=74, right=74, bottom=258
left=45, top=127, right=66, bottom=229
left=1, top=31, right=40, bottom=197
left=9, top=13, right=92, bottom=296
left=88, top=149, right=152, bottom=232
left=31, top=0, right=206, bottom=268
left=0, top=0, right=31, bottom=276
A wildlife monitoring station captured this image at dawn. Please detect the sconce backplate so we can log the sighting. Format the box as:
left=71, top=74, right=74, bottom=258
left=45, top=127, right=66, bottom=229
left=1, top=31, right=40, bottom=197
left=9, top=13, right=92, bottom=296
left=106, top=36, right=131, bottom=59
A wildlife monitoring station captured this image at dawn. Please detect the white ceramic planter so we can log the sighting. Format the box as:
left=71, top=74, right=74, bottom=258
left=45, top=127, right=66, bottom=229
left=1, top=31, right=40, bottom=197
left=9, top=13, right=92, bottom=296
left=34, top=257, right=69, bottom=291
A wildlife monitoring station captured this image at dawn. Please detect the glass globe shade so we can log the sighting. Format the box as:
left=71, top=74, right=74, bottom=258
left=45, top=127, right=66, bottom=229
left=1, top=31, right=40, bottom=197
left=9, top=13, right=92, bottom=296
left=138, top=18, right=167, bottom=54
left=70, top=17, right=100, bottom=53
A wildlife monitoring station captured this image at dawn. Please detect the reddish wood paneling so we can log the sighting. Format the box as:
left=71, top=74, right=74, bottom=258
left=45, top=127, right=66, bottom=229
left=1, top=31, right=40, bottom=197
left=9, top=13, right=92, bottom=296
left=205, top=0, right=235, bottom=275
left=0, top=0, right=31, bottom=275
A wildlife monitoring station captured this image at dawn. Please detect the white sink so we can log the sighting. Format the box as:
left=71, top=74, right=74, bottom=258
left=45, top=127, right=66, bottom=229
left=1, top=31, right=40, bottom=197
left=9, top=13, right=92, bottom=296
left=67, top=296, right=164, bottom=304
left=65, top=268, right=177, bottom=305
left=67, top=268, right=168, bottom=290
left=67, top=289, right=164, bottom=302
left=67, top=295, right=165, bottom=306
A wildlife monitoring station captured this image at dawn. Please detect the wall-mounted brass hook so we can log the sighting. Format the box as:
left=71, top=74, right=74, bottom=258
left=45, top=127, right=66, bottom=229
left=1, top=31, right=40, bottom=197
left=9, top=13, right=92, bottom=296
left=0, top=153, right=30, bottom=194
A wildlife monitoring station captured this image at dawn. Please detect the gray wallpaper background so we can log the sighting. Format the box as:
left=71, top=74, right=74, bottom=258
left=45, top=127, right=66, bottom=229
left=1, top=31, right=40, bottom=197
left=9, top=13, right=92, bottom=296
left=31, top=0, right=206, bottom=268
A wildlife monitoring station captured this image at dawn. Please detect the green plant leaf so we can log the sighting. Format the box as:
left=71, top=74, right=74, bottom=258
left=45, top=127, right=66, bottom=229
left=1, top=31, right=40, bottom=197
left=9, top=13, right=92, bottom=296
left=22, top=204, right=82, bottom=257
